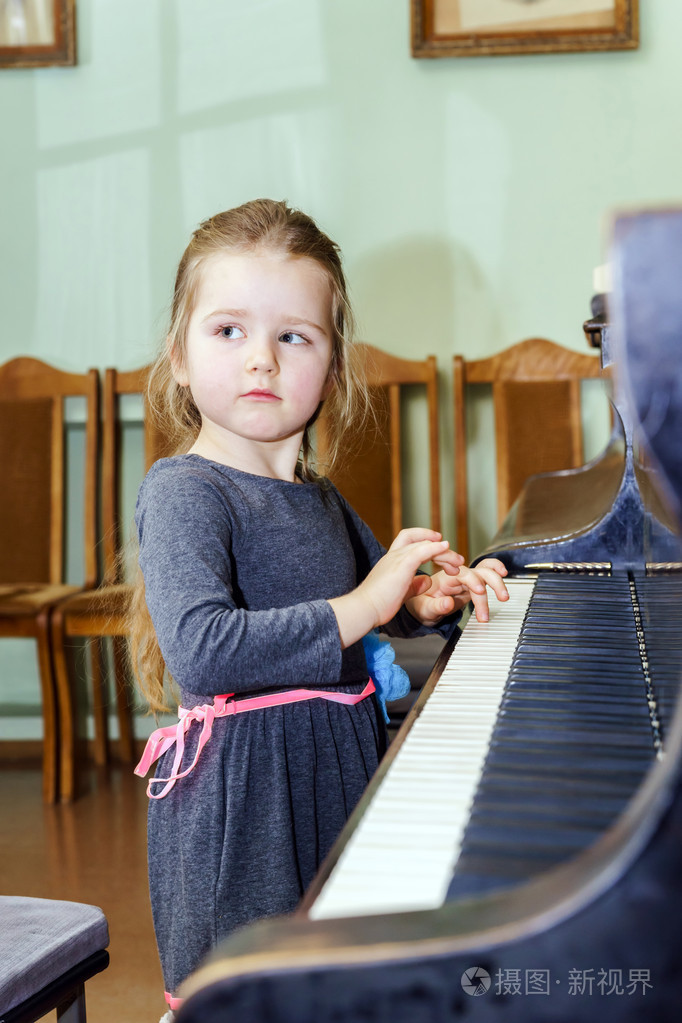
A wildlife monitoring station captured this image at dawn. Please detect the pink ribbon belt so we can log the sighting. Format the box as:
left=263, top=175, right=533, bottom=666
left=165, top=992, right=183, bottom=1012
left=134, top=680, right=376, bottom=799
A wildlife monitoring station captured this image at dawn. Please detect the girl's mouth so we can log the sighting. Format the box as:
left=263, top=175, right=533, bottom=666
left=242, top=389, right=280, bottom=401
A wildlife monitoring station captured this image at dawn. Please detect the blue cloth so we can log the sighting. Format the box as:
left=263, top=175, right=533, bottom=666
left=362, top=629, right=411, bottom=723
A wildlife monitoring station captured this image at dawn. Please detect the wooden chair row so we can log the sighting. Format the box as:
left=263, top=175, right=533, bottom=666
left=0, top=361, right=164, bottom=803
left=0, top=338, right=604, bottom=801
left=49, top=366, right=171, bottom=806
left=320, top=337, right=603, bottom=563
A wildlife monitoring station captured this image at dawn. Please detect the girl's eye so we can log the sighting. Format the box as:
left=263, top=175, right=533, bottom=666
left=280, top=331, right=306, bottom=345
left=219, top=325, right=245, bottom=340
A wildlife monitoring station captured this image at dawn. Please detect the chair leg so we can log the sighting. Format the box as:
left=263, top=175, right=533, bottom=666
left=35, top=609, right=59, bottom=804
left=89, top=637, right=109, bottom=768
left=51, top=607, right=77, bottom=803
left=57, top=985, right=87, bottom=1023
left=112, top=635, right=135, bottom=762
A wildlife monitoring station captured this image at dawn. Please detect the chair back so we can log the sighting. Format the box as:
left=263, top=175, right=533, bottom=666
left=453, top=337, right=604, bottom=562
left=317, top=344, right=440, bottom=548
left=0, top=357, right=98, bottom=587
left=100, top=365, right=172, bottom=584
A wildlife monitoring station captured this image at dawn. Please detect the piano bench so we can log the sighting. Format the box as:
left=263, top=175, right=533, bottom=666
left=0, top=896, right=110, bottom=1023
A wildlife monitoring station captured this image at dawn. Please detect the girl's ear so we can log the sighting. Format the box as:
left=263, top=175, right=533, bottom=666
left=168, top=336, right=190, bottom=387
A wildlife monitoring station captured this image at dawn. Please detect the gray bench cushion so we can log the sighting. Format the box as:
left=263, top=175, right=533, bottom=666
left=0, top=897, right=109, bottom=1013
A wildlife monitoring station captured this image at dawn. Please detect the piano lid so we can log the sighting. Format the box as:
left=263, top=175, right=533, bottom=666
left=611, top=208, right=682, bottom=529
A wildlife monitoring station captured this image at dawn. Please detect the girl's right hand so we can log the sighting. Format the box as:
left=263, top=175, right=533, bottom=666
left=328, top=529, right=464, bottom=649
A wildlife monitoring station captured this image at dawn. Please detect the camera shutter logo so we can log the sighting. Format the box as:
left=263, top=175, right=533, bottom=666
left=461, top=967, right=492, bottom=996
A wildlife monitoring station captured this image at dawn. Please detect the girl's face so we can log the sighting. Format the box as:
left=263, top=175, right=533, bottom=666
left=173, top=248, right=335, bottom=472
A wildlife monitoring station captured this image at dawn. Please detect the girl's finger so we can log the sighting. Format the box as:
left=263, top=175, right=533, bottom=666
left=405, top=574, right=433, bottom=600
left=388, top=528, right=443, bottom=551
left=433, top=579, right=467, bottom=597
left=407, top=539, right=452, bottom=564
left=418, top=594, right=456, bottom=622
left=469, top=590, right=492, bottom=622
left=431, top=550, right=465, bottom=574
left=435, top=594, right=456, bottom=616
left=474, top=568, right=510, bottom=601
left=454, top=565, right=487, bottom=594
left=476, top=557, right=508, bottom=576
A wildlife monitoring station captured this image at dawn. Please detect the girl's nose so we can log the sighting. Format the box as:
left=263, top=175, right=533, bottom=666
left=244, top=336, right=278, bottom=374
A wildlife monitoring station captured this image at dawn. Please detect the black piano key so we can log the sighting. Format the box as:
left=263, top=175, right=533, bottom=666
left=492, top=725, right=653, bottom=751
left=498, top=699, right=651, bottom=724
left=479, top=765, right=646, bottom=797
left=481, top=745, right=651, bottom=778
left=470, top=792, right=634, bottom=826
left=467, top=799, right=632, bottom=833
left=504, top=680, right=648, bottom=699
left=513, top=649, right=643, bottom=665
left=497, top=704, right=646, bottom=726
left=473, top=770, right=644, bottom=806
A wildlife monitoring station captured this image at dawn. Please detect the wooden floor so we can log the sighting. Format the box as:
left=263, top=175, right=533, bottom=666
left=1, top=758, right=165, bottom=1023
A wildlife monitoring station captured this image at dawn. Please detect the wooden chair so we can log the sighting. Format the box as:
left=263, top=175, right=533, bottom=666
left=50, top=365, right=166, bottom=802
left=317, top=343, right=444, bottom=728
left=0, top=358, right=98, bottom=804
left=316, top=343, right=441, bottom=547
left=453, top=337, right=604, bottom=563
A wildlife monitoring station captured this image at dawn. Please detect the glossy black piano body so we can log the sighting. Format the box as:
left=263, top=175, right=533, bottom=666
left=176, top=210, right=682, bottom=1022
left=474, top=279, right=681, bottom=576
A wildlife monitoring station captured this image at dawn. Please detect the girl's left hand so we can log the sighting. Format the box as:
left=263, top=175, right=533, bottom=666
left=406, top=557, right=509, bottom=626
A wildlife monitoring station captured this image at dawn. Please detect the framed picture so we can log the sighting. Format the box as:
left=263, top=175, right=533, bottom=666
left=0, top=0, right=76, bottom=68
left=411, top=0, right=638, bottom=58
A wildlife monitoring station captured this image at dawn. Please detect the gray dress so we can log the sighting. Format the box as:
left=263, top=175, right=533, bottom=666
left=136, top=455, right=451, bottom=993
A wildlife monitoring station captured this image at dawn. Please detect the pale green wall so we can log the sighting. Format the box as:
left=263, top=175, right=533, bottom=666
left=1, top=0, right=680, bottom=734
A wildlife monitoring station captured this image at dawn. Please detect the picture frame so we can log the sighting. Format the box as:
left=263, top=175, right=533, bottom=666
left=411, top=0, right=638, bottom=58
left=0, top=0, right=76, bottom=68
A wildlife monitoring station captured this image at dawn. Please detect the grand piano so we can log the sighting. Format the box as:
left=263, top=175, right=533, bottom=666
left=176, top=209, right=682, bottom=1022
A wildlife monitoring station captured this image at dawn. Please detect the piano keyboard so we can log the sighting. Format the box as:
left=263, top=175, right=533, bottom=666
left=309, top=577, right=537, bottom=920
left=446, top=572, right=657, bottom=899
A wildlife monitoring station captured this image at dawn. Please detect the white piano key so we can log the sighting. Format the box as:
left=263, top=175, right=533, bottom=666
left=309, top=577, right=536, bottom=921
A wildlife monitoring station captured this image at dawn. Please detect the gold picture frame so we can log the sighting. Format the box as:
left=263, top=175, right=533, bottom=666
left=0, top=0, right=76, bottom=68
left=411, top=0, right=638, bottom=58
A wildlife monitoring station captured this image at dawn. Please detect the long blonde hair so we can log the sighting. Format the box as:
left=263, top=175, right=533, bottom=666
left=129, top=199, right=370, bottom=712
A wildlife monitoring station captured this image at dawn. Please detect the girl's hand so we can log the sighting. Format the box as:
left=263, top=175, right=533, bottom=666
left=328, top=529, right=464, bottom=648
left=407, top=558, right=509, bottom=626
left=360, top=528, right=465, bottom=625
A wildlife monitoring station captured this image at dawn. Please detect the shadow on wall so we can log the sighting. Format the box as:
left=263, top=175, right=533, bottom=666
left=349, top=234, right=500, bottom=554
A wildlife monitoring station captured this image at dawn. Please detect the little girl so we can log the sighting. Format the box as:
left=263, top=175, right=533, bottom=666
left=130, top=198, right=507, bottom=1014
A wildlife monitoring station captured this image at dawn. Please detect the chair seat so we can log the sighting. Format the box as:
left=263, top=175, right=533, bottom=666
left=0, top=896, right=109, bottom=1018
left=0, top=584, right=82, bottom=617
left=60, top=583, right=132, bottom=628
